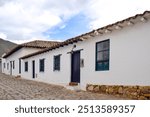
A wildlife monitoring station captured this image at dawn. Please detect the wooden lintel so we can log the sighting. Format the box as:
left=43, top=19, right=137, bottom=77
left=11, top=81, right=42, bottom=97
left=67, top=49, right=83, bottom=54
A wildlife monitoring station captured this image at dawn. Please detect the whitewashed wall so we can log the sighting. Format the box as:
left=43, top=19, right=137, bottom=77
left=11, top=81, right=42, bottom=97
left=21, top=20, right=150, bottom=90
left=80, top=20, right=150, bottom=89
left=2, top=47, right=41, bottom=76
left=21, top=46, right=72, bottom=85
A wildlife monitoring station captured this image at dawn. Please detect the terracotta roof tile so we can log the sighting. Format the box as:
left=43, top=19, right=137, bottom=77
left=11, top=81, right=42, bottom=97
left=3, top=40, right=60, bottom=58
left=22, top=40, right=60, bottom=48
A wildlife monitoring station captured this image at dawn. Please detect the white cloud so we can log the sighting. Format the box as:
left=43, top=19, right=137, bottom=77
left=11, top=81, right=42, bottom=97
left=0, top=0, right=87, bottom=43
left=59, top=24, right=66, bottom=29
left=0, top=0, right=62, bottom=40
left=11, top=38, right=47, bottom=44
left=0, top=0, right=149, bottom=43
left=85, top=0, right=150, bottom=29
left=0, top=32, right=7, bottom=39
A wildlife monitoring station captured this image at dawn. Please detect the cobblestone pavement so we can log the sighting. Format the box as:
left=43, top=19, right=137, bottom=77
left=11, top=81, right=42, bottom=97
left=0, top=73, right=127, bottom=100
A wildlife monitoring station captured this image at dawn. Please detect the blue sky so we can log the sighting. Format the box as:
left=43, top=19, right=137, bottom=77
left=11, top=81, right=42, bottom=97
left=0, top=0, right=150, bottom=43
left=44, top=14, right=90, bottom=40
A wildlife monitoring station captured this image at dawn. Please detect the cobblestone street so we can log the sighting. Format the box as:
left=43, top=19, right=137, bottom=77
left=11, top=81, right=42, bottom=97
left=0, top=73, right=126, bottom=100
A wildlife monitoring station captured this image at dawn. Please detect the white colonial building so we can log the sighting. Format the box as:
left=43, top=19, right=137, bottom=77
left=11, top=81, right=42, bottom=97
left=2, top=40, right=59, bottom=76
left=2, top=11, right=150, bottom=91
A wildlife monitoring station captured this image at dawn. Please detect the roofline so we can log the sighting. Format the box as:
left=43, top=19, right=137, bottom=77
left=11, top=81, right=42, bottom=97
left=3, top=45, right=46, bottom=58
left=19, top=10, right=150, bottom=59
left=3, top=40, right=60, bottom=58
left=3, top=45, right=22, bottom=58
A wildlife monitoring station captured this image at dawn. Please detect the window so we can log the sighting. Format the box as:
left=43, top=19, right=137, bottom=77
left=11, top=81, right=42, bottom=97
left=96, top=39, right=110, bottom=71
left=39, top=59, right=45, bottom=72
left=53, top=55, right=61, bottom=71
left=13, top=61, right=15, bottom=69
left=24, top=62, right=28, bottom=72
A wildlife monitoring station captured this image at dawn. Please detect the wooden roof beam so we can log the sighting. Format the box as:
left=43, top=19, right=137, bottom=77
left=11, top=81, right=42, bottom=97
left=140, top=17, right=147, bottom=22
left=83, top=34, right=92, bottom=38
left=80, top=37, right=87, bottom=41
left=98, top=30, right=104, bottom=34
left=115, top=25, right=122, bottom=30
left=127, top=21, right=134, bottom=26
left=89, top=33, right=95, bottom=37
left=104, top=29, right=111, bottom=33
left=93, top=30, right=100, bottom=35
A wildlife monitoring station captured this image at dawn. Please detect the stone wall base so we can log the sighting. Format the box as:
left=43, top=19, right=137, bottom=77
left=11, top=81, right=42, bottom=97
left=86, top=84, right=150, bottom=100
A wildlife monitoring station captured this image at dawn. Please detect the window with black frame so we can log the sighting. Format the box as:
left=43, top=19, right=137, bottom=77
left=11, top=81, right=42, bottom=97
left=53, top=55, right=61, bottom=71
left=39, top=59, right=45, bottom=72
left=96, top=39, right=110, bottom=71
left=24, top=62, right=28, bottom=72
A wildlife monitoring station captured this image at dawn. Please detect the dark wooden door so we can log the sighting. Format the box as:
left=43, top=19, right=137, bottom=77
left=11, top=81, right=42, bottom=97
left=32, top=60, right=35, bottom=78
left=71, top=51, right=80, bottom=83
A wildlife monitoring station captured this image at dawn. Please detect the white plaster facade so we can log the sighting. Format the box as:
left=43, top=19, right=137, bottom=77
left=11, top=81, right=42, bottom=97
left=21, top=19, right=150, bottom=90
left=2, top=47, right=41, bottom=76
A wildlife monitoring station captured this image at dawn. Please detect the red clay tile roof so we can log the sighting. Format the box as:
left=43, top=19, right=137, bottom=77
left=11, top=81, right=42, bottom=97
left=20, top=11, right=150, bottom=59
left=3, top=40, right=60, bottom=58
left=22, top=40, right=60, bottom=48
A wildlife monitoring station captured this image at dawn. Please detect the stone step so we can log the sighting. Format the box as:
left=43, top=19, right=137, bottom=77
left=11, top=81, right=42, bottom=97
left=65, top=85, right=81, bottom=92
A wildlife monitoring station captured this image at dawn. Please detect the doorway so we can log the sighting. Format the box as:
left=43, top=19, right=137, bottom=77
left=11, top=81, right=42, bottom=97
left=71, top=51, right=80, bottom=83
left=32, top=60, right=35, bottom=78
